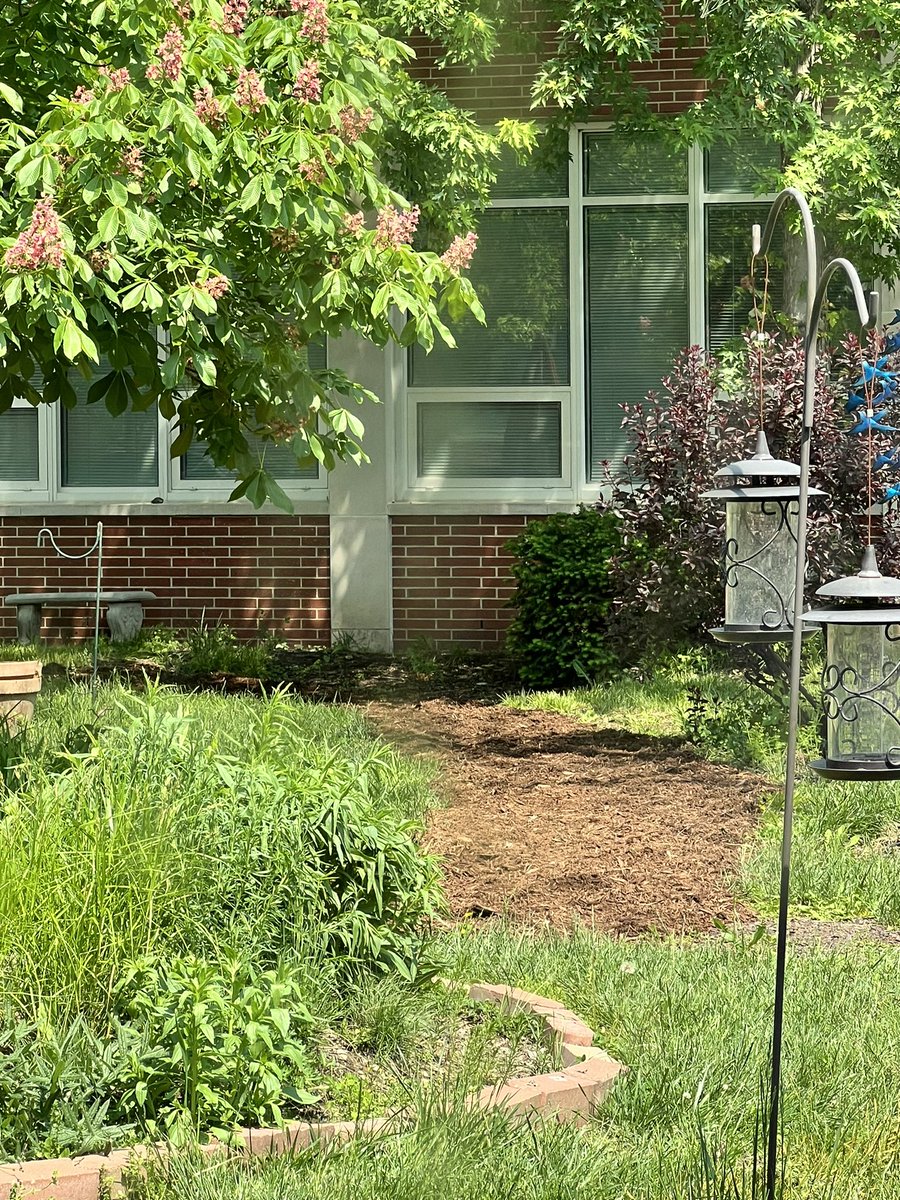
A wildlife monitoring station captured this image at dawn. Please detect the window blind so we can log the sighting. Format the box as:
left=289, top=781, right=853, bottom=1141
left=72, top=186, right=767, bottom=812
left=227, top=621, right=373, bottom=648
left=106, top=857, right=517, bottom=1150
left=180, top=340, right=325, bottom=481
left=705, top=134, right=780, bottom=194
left=180, top=436, right=318, bottom=481
left=492, top=143, right=568, bottom=200
left=62, top=364, right=158, bottom=487
left=583, top=132, right=688, bottom=196
left=417, top=401, right=561, bottom=478
left=585, top=205, right=689, bottom=479
left=706, top=203, right=783, bottom=352
left=409, top=207, right=570, bottom=389
left=0, top=409, right=40, bottom=481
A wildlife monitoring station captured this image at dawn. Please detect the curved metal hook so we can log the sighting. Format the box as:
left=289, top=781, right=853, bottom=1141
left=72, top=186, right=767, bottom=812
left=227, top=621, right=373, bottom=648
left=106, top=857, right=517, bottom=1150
left=751, top=187, right=817, bottom=330
left=37, top=525, right=102, bottom=561
left=808, top=256, right=871, bottom=339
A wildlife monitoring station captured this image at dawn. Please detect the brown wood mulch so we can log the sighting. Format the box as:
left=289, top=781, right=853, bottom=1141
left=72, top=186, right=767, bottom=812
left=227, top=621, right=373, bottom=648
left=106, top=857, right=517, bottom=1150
left=365, top=700, right=767, bottom=935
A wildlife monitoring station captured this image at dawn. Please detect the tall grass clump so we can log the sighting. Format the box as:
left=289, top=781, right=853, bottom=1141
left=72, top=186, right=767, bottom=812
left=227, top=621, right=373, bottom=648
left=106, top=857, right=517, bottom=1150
left=0, top=678, right=444, bottom=1158
left=0, top=681, right=442, bottom=1022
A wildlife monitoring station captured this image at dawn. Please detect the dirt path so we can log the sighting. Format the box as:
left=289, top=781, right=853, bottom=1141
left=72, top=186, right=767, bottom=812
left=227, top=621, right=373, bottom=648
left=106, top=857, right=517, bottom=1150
left=365, top=700, right=766, bottom=934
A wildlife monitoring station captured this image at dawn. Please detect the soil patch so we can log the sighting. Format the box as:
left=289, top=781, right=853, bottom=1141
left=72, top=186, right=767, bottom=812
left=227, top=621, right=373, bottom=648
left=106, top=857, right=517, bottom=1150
left=365, top=700, right=765, bottom=934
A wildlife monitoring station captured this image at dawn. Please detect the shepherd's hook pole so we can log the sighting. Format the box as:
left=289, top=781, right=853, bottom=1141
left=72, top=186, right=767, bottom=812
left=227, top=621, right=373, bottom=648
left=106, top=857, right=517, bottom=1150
left=752, top=191, right=871, bottom=1200
left=36, top=522, right=104, bottom=694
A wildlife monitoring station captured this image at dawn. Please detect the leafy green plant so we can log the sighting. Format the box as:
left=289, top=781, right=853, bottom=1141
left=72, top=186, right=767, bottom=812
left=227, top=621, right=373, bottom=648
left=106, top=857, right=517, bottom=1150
left=172, top=624, right=277, bottom=679
left=505, top=506, right=624, bottom=688
left=304, top=753, right=446, bottom=981
left=111, top=954, right=318, bottom=1141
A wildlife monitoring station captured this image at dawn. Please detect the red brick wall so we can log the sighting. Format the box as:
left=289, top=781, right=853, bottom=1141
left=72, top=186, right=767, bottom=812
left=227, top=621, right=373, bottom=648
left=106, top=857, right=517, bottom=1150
left=0, top=515, right=330, bottom=643
left=407, top=3, right=706, bottom=120
left=392, top=515, right=538, bottom=648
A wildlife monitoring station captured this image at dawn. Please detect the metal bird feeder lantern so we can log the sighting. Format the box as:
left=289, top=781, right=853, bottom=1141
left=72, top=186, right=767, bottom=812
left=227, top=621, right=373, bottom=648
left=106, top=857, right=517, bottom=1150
left=702, top=431, right=824, bottom=643
left=804, top=546, right=900, bottom=780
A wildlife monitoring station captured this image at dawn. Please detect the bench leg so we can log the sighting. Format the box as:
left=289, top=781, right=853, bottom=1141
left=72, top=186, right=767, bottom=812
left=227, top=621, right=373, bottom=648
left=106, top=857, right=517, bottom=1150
left=15, top=605, right=41, bottom=645
left=106, top=602, right=144, bottom=644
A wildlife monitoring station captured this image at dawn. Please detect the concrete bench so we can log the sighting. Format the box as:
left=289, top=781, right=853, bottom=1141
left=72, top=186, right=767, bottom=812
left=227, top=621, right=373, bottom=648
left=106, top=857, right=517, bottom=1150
left=5, top=591, right=157, bottom=645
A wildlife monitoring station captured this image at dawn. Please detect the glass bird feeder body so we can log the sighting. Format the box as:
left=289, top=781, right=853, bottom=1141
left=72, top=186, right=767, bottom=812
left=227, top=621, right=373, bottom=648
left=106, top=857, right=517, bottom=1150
left=703, top=433, right=824, bottom=643
left=804, top=549, right=900, bottom=780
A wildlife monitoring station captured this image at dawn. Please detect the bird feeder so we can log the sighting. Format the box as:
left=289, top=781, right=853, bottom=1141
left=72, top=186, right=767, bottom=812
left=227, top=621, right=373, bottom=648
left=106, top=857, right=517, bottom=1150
left=804, top=545, right=900, bottom=779
left=702, top=431, right=825, bottom=643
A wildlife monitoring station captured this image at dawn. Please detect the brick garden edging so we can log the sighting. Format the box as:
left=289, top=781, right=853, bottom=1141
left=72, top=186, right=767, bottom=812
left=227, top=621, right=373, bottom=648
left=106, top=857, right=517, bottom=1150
left=0, top=983, right=625, bottom=1200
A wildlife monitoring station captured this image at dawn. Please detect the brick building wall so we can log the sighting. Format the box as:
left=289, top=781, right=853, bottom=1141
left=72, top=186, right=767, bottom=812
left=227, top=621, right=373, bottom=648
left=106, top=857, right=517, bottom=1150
left=407, top=3, right=706, bottom=119
left=0, top=515, right=330, bottom=643
left=391, top=515, right=536, bottom=647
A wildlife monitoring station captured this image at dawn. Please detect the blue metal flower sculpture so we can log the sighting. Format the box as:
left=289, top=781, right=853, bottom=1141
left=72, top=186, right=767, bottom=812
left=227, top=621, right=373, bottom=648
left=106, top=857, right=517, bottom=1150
left=850, top=311, right=900, bottom=505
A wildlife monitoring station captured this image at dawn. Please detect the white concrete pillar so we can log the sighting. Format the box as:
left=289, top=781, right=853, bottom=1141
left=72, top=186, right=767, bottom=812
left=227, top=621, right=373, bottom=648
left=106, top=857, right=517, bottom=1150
left=326, top=334, right=394, bottom=651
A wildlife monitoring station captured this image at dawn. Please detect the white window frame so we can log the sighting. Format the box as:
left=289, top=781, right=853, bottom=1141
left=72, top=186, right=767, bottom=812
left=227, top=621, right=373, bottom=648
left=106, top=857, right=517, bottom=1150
left=399, top=125, right=777, bottom=507
left=0, top=353, right=329, bottom=510
left=0, top=399, right=52, bottom=502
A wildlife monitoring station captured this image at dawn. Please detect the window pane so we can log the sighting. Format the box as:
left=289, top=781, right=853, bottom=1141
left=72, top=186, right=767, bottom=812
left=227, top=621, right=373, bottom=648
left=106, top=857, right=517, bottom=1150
left=705, top=133, right=780, bottom=193
left=307, top=340, right=327, bottom=371
left=0, top=409, right=39, bottom=481
left=583, top=132, right=688, bottom=196
left=180, top=437, right=318, bottom=481
left=585, top=205, right=689, bottom=479
left=62, top=365, right=158, bottom=487
left=409, top=207, right=570, bottom=388
left=706, top=203, right=783, bottom=352
left=493, top=143, right=568, bottom=200
left=417, top=401, right=561, bottom=478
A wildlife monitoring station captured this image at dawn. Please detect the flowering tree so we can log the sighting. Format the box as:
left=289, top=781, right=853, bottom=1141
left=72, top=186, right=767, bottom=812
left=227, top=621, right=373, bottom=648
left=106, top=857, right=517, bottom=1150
left=0, top=0, right=528, bottom=508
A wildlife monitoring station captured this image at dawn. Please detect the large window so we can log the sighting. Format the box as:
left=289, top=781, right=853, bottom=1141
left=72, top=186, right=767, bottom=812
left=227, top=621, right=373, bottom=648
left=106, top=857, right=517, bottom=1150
left=404, top=129, right=780, bottom=493
left=407, top=146, right=571, bottom=491
left=0, top=343, right=327, bottom=504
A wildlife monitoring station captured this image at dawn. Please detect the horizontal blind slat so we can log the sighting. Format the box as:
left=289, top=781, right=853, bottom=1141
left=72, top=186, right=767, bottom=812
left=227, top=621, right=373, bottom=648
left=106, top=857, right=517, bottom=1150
left=418, top=401, right=561, bottom=478
left=62, top=361, right=158, bottom=487
left=586, top=205, right=689, bottom=479
left=706, top=203, right=783, bottom=352
left=0, top=409, right=40, bottom=481
left=410, top=207, right=570, bottom=389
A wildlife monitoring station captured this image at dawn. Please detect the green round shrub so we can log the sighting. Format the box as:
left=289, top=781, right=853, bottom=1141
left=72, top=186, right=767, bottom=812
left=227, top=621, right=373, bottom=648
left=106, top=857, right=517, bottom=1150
left=505, top=506, right=623, bottom=688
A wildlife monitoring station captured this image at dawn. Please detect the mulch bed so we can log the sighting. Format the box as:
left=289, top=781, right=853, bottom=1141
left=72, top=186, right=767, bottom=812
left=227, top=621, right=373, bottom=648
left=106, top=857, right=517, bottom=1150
left=365, top=700, right=766, bottom=934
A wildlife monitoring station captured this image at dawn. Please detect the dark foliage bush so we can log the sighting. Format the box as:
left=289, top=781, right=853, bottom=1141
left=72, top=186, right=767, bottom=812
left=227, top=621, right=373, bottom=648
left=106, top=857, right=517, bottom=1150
left=505, top=507, right=624, bottom=687
left=601, top=332, right=900, bottom=655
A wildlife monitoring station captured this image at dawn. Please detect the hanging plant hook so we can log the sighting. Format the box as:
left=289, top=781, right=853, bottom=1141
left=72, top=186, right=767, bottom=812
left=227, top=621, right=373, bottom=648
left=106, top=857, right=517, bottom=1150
left=36, top=522, right=104, bottom=693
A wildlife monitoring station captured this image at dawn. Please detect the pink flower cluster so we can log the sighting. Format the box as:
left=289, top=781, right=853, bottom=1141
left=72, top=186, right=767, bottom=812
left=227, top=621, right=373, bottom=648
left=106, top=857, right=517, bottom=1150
left=99, top=65, right=131, bottom=91
left=441, top=231, right=477, bottom=274
left=235, top=68, right=267, bottom=113
left=173, top=0, right=192, bottom=20
left=72, top=86, right=95, bottom=104
left=222, top=0, right=249, bottom=34
left=337, top=106, right=373, bottom=143
left=375, top=204, right=419, bottom=249
left=121, top=145, right=144, bottom=180
left=293, top=60, right=321, bottom=103
left=342, top=211, right=365, bottom=236
left=270, top=227, right=300, bottom=251
left=200, top=274, right=230, bottom=298
left=193, top=83, right=224, bottom=126
left=4, top=195, right=64, bottom=272
left=300, top=158, right=325, bottom=184
left=291, top=0, right=329, bottom=44
left=148, top=27, right=184, bottom=82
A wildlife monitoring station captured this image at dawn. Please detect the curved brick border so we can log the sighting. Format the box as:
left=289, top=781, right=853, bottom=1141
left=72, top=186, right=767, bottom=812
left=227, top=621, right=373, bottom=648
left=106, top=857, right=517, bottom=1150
left=0, top=983, right=625, bottom=1200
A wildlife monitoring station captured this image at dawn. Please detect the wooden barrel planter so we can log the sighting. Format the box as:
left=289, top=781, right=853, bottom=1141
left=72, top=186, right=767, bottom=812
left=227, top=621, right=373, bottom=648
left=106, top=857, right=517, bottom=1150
left=0, top=661, right=42, bottom=725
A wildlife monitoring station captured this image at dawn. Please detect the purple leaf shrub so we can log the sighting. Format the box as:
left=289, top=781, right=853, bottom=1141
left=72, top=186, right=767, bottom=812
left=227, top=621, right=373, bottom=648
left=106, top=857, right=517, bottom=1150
left=601, top=333, right=899, bottom=655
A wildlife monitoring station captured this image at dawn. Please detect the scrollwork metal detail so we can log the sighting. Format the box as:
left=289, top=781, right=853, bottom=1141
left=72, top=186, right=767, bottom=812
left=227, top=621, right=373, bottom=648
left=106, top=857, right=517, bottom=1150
left=821, top=636, right=900, bottom=768
left=722, top=498, right=800, bottom=629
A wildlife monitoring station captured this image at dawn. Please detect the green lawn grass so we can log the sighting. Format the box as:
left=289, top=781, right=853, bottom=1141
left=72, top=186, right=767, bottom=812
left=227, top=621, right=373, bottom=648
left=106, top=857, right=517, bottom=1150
left=129, top=926, right=900, bottom=1200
